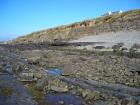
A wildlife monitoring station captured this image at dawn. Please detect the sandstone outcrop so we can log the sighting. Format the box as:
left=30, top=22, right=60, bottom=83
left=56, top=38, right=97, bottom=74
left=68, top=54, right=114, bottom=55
left=13, top=9, right=140, bottom=44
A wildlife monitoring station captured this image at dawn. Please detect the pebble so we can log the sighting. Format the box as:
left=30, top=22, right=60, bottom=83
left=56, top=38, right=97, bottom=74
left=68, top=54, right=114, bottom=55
left=58, top=100, right=64, bottom=105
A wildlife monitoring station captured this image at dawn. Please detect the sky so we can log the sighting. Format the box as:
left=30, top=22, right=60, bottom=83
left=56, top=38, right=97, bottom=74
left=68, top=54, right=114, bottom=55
left=0, top=0, right=140, bottom=41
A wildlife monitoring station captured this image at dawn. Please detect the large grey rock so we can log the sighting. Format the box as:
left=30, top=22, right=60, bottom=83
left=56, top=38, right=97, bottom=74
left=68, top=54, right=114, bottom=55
left=4, top=64, right=13, bottom=74
left=50, top=86, right=68, bottom=92
left=19, top=71, right=35, bottom=81
left=47, top=76, right=69, bottom=92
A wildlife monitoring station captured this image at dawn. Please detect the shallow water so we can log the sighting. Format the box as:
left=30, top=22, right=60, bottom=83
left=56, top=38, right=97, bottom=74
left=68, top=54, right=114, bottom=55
left=45, top=92, right=84, bottom=105
left=46, top=69, right=62, bottom=76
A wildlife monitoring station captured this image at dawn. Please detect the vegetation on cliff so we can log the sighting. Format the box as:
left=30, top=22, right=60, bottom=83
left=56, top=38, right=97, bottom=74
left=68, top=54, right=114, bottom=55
left=13, top=9, right=140, bottom=44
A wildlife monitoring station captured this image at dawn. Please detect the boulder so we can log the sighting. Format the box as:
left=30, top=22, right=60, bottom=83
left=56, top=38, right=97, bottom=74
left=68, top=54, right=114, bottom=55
left=50, top=86, right=68, bottom=92
left=19, top=71, right=35, bottom=81
left=36, top=75, right=48, bottom=90
left=47, top=76, right=69, bottom=92
left=4, top=64, right=13, bottom=74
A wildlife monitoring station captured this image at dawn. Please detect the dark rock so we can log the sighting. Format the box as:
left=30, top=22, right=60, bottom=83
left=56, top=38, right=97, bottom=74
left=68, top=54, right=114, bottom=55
left=36, top=75, right=48, bottom=90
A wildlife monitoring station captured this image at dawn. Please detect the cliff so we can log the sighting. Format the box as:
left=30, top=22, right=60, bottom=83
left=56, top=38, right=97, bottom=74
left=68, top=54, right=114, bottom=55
left=13, top=9, right=140, bottom=44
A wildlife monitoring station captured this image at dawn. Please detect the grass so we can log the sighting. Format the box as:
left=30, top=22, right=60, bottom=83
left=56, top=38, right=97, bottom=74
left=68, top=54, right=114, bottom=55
left=0, top=87, right=13, bottom=96
left=95, top=9, right=140, bottom=26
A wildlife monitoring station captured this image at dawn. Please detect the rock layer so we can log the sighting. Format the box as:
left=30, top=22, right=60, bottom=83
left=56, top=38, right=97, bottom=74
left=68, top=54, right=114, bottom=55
left=13, top=9, right=140, bottom=44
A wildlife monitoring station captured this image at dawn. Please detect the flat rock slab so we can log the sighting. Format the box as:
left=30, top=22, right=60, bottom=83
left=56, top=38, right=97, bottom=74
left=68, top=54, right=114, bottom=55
left=62, top=64, right=74, bottom=76
left=60, top=76, right=140, bottom=102
left=45, top=93, right=84, bottom=105
left=0, top=73, right=37, bottom=105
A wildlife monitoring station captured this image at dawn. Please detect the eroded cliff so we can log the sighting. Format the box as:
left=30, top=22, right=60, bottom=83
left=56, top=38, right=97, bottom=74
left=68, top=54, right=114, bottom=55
left=14, top=9, right=140, bottom=44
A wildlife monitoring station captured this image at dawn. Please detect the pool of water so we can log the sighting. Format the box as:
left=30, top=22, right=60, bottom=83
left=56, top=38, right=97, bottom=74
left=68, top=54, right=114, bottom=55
left=46, top=68, right=62, bottom=76
left=45, top=92, right=84, bottom=105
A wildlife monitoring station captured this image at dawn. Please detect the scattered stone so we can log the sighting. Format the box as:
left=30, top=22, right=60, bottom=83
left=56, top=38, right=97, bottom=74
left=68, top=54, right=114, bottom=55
left=1, top=38, right=140, bottom=105
left=93, top=100, right=112, bottom=105
left=58, top=100, right=64, bottom=105
left=85, top=91, right=100, bottom=101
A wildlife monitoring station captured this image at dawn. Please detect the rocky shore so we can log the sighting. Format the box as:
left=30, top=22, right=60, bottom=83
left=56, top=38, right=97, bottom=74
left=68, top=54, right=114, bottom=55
left=0, top=43, right=140, bottom=105
left=1, top=9, right=140, bottom=105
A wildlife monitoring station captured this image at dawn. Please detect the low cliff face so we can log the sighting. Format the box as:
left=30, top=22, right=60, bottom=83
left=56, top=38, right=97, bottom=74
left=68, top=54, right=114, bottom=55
left=14, top=9, right=140, bottom=44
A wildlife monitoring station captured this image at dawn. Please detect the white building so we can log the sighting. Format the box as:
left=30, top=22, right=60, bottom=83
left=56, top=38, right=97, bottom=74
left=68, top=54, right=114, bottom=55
left=109, top=11, right=112, bottom=15
left=102, top=10, right=123, bottom=16
left=119, top=10, right=123, bottom=14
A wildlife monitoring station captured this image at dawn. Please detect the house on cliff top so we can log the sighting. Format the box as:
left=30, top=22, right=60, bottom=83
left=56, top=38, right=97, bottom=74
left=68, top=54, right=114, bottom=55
left=103, top=10, right=123, bottom=16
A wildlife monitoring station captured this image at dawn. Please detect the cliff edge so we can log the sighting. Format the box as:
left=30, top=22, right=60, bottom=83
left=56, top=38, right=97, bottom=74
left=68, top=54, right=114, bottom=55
left=13, top=9, right=140, bottom=44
